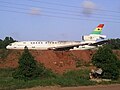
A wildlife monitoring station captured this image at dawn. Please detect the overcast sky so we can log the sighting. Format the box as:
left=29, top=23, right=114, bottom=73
left=0, top=0, right=120, bottom=41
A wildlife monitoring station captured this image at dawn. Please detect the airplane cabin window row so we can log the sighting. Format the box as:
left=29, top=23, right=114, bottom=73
left=30, top=42, right=62, bottom=44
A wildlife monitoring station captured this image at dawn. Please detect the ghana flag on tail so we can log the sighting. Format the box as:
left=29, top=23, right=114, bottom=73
left=91, top=24, right=104, bottom=34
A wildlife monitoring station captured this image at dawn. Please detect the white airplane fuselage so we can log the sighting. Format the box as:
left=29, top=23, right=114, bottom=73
left=6, top=24, right=106, bottom=50
left=6, top=41, right=81, bottom=50
left=6, top=40, right=97, bottom=50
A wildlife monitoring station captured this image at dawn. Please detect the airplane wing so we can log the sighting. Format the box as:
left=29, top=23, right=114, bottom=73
left=48, top=43, right=89, bottom=51
left=89, top=40, right=108, bottom=46
left=48, top=40, right=108, bottom=51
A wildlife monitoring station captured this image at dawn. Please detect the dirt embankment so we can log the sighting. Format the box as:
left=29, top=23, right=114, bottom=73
left=0, top=50, right=120, bottom=73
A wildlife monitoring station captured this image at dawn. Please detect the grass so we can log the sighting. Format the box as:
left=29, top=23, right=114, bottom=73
left=0, top=68, right=120, bottom=90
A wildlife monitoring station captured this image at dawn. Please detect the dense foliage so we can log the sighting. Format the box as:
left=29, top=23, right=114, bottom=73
left=0, top=37, right=16, bottom=49
left=92, top=46, right=120, bottom=80
left=1, top=68, right=95, bottom=89
left=107, top=38, right=120, bottom=49
left=12, top=46, right=56, bottom=81
left=12, top=46, right=41, bottom=80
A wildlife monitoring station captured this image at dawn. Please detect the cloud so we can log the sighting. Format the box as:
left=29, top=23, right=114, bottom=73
left=29, top=8, right=41, bottom=15
left=82, top=0, right=96, bottom=16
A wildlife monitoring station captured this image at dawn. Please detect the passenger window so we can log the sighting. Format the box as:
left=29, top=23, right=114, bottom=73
left=33, top=42, right=35, bottom=44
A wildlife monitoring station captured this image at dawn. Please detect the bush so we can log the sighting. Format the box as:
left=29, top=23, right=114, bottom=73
left=12, top=46, right=41, bottom=80
left=92, top=46, right=120, bottom=80
left=102, top=64, right=119, bottom=80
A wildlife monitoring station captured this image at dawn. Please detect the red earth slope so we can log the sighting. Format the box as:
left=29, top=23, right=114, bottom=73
left=0, top=50, right=120, bottom=73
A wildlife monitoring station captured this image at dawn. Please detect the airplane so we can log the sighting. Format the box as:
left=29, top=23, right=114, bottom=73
left=6, top=24, right=107, bottom=50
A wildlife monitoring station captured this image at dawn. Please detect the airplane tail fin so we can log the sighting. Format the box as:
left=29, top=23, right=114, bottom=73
left=91, top=24, right=104, bottom=34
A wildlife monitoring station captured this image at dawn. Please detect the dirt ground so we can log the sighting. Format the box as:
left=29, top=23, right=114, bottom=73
left=0, top=50, right=120, bottom=74
left=0, top=50, right=94, bottom=74
left=18, top=84, right=120, bottom=90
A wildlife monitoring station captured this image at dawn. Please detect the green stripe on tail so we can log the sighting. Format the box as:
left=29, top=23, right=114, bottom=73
left=91, top=24, right=104, bottom=34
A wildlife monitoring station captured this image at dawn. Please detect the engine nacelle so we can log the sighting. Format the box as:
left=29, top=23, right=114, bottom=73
left=82, top=35, right=106, bottom=41
left=99, top=35, right=106, bottom=39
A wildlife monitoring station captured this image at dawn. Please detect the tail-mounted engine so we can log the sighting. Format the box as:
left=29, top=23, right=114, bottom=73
left=82, top=35, right=106, bottom=41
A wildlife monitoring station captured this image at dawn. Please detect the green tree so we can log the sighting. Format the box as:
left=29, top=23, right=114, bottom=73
left=107, top=38, right=120, bottom=49
left=92, top=46, right=120, bottom=80
left=0, top=39, right=3, bottom=49
left=12, top=46, right=41, bottom=80
left=3, top=37, right=15, bottom=48
left=0, top=37, right=16, bottom=49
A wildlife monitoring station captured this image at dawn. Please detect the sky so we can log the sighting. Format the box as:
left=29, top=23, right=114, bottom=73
left=0, top=0, right=120, bottom=41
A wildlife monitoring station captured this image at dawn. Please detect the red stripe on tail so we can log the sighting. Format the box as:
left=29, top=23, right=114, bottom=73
left=97, top=24, right=104, bottom=28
